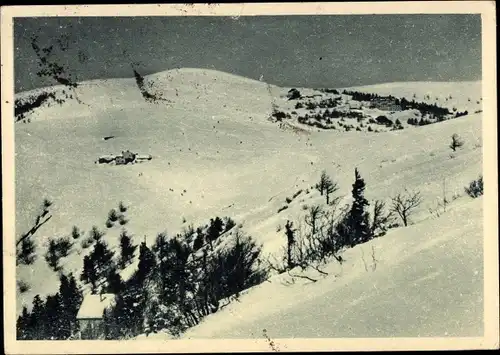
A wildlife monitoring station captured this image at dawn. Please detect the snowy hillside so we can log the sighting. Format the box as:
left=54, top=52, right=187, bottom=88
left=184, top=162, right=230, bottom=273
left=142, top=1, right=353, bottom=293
left=270, top=81, right=481, bottom=133
left=179, top=197, right=483, bottom=339
left=14, top=68, right=483, bottom=338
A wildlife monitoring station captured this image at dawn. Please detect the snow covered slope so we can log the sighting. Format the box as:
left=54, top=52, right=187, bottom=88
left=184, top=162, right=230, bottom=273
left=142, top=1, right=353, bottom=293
left=15, top=68, right=483, bottom=329
left=180, top=197, right=483, bottom=338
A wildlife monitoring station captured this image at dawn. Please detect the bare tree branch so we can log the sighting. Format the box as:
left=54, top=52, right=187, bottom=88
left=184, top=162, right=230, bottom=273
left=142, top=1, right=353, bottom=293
left=390, top=190, right=422, bottom=226
left=16, top=212, right=52, bottom=246
left=371, top=199, right=395, bottom=236
left=311, top=264, right=329, bottom=276
left=450, top=133, right=464, bottom=151
left=287, top=270, right=318, bottom=283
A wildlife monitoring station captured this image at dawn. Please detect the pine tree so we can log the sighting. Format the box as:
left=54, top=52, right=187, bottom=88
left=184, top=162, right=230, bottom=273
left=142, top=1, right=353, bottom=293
left=18, top=237, right=36, bottom=265
left=105, top=267, right=124, bottom=294
left=104, top=281, right=144, bottom=338
left=285, top=220, right=296, bottom=270
left=316, top=171, right=338, bottom=204
left=348, top=168, right=373, bottom=246
left=30, top=294, right=46, bottom=339
left=193, top=232, right=204, bottom=251
left=119, top=229, right=137, bottom=268
left=45, top=239, right=61, bottom=271
left=81, top=255, right=98, bottom=292
left=81, top=240, right=116, bottom=292
left=17, top=306, right=32, bottom=339
left=44, top=293, right=64, bottom=339
left=58, top=273, right=83, bottom=338
left=153, top=233, right=171, bottom=303
left=153, top=234, right=190, bottom=306
left=71, top=225, right=81, bottom=239
left=206, top=217, right=224, bottom=250
left=68, top=274, right=83, bottom=309
left=91, top=240, right=115, bottom=281
left=90, top=225, right=105, bottom=241
left=137, top=242, right=156, bottom=283
left=58, top=274, right=71, bottom=318
left=143, top=300, right=171, bottom=336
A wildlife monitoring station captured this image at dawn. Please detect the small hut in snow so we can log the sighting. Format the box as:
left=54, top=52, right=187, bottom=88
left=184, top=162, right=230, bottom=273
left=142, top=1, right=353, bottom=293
left=122, top=150, right=136, bottom=163
left=76, top=293, right=116, bottom=339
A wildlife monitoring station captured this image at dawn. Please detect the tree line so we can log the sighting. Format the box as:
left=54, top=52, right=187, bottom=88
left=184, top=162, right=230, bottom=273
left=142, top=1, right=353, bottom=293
left=17, top=211, right=265, bottom=340
left=272, top=169, right=423, bottom=274
left=19, top=164, right=482, bottom=339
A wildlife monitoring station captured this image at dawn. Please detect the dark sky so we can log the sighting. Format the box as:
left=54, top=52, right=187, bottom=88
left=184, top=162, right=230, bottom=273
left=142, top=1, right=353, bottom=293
left=14, top=15, right=481, bottom=93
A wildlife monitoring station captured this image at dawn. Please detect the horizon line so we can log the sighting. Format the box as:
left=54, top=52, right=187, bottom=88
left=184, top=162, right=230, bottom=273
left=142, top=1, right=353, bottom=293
left=14, top=66, right=483, bottom=96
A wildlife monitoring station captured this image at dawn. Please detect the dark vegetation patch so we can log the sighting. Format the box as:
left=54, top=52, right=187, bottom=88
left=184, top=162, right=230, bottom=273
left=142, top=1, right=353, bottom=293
left=15, top=34, right=83, bottom=123
left=15, top=92, right=57, bottom=122
left=465, top=175, right=483, bottom=198
left=277, top=205, right=289, bottom=213
left=132, top=67, right=170, bottom=104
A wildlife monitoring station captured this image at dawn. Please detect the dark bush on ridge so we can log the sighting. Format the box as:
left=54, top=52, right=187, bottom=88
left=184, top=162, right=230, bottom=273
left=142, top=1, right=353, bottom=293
left=465, top=175, right=483, bottom=198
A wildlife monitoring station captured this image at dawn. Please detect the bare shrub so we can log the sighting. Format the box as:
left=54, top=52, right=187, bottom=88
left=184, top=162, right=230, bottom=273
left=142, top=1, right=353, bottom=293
left=450, top=133, right=464, bottom=151
left=305, top=205, right=323, bottom=237
left=465, top=175, right=483, bottom=198
left=390, top=190, right=422, bottom=226
left=371, top=200, right=395, bottom=236
left=271, top=199, right=347, bottom=276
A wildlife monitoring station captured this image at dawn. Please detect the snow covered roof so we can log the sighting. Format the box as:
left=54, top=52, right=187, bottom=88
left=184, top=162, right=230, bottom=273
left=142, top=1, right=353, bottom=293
left=76, top=293, right=116, bottom=320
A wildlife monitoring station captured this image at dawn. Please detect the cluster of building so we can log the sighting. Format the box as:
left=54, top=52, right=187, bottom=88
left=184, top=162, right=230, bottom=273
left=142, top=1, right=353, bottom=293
left=96, top=150, right=152, bottom=165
